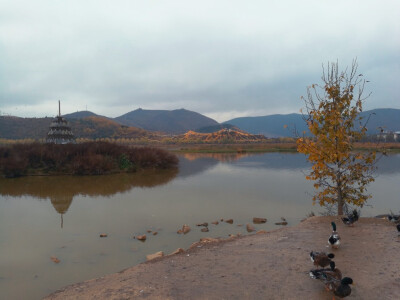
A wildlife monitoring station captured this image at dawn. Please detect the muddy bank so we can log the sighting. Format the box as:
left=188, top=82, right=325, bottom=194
left=44, top=216, right=400, bottom=300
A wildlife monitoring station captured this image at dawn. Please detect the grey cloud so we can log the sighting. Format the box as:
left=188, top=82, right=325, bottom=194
left=0, top=1, right=399, bottom=121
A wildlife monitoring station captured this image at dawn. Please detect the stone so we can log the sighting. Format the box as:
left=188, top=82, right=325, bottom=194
left=146, top=251, right=164, bottom=261
left=225, top=219, right=234, bottom=224
left=99, top=234, right=108, bottom=238
left=189, top=242, right=201, bottom=249
left=201, top=227, right=209, bottom=232
left=275, top=222, right=288, bottom=226
left=50, top=256, right=60, bottom=264
left=253, top=217, right=267, bottom=224
left=152, top=232, right=158, bottom=236
left=136, top=235, right=147, bottom=241
left=177, top=224, right=191, bottom=234
left=196, top=222, right=208, bottom=227
left=211, top=221, right=219, bottom=225
left=256, top=230, right=268, bottom=234
left=200, top=237, right=219, bottom=243
left=246, top=224, right=256, bottom=232
left=170, top=248, right=185, bottom=255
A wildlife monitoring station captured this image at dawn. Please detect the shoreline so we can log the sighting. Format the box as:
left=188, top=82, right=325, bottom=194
left=44, top=216, right=400, bottom=299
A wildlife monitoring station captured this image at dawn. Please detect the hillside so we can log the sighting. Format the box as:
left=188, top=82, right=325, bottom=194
left=0, top=115, right=157, bottom=140
left=0, top=116, right=53, bottom=139
left=171, top=129, right=268, bottom=143
left=115, top=108, right=219, bottom=134
left=225, top=108, right=400, bottom=137
left=63, top=111, right=106, bottom=119
left=224, top=113, right=305, bottom=137
left=71, top=116, right=158, bottom=139
left=195, top=123, right=242, bottom=133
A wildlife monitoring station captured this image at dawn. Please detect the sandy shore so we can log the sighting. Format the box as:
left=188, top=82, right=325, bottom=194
left=44, top=216, right=400, bottom=300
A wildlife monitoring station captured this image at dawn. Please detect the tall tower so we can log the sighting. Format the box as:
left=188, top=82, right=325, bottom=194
left=46, top=101, right=76, bottom=144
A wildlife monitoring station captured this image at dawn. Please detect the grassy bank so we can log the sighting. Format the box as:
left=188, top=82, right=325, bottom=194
left=0, top=142, right=178, bottom=178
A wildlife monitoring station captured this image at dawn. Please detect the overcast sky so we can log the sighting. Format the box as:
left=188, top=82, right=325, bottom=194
left=0, top=0, right=399, bottom=122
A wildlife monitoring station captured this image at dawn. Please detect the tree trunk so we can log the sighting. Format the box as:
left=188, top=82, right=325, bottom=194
left=338, top=197, right=344, bottom=215
left=337, top=179, right=344, bottom=215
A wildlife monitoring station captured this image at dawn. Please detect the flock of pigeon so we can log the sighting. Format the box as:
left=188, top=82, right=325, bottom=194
left=308, top=209, right=400, bottom=299
left=309, top=210, right=359, bottom=299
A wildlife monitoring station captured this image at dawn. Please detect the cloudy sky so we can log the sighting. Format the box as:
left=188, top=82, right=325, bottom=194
left=0, top=0, right=399, bottom=122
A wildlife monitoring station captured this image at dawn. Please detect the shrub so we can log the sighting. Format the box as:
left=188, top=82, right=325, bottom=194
left=0, top=141, right=178, bottom=177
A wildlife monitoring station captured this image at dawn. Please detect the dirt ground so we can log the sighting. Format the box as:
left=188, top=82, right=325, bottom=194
left=44, top=216, right=400, bottom=300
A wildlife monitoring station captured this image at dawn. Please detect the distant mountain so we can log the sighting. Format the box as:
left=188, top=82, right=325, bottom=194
left=224, top=108, right=400, bottom=137
left=224, top=113, right=306, bottom=137
left=114, top=108, right=219, bottom=134
left=359, top=108, right=400, bottom=134
left=2, top=107, right=399, bottom=140
left=63, top=110, right=105, bottom=119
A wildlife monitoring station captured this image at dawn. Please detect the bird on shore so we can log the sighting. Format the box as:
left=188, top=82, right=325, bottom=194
left=397, top=224, right=400, bottom=236
left=309, top=261, right=342, bottom=283
left=333, top=277, right=353, bottom=299
left=310, top=251, right=335, bottom=268
left=388, top=214, right=400, bottom=224
left=310, top=261, right=352, bottom=298
left=328, top=222, right=341, bottom=249
left=341, top=209, right=359, bottom=226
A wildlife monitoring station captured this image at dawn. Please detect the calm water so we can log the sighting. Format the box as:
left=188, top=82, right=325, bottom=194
left=1, top=152, right=399, bottom=299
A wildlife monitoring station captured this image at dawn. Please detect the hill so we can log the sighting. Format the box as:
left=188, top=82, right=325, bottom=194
left=171, top=129, right=268, bottom=143
left=195, top=123, right=242, bottom=133
left=71, top=116, right=158, bottom=140
left=224, top=113, right=305, bottom=137
left=359, top=108, right=400, bottom=134
left=0, top=115, right=157, bottom=140
left=0, top=116, right=53, bottom=140
left=225, top=108, right=400, bottom=137
left=63, top=111, right=106, bottom=119
left=114, top=108, right=219, bottom=134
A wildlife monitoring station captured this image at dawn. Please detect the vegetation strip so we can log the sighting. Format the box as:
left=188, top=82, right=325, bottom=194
left=0, top=141, right=178, bottom=178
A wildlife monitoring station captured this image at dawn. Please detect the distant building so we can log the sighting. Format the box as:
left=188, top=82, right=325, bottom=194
left=394, top=131, right=400, bottom=141
left=46, top=101, right=76, bottom=144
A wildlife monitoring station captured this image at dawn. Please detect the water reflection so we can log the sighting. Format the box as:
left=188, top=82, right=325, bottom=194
left=0, top=152, right=399, bottom=300
left=178, top=152, right=400, bottom=175
left=0, top=169, right=177, bottom=228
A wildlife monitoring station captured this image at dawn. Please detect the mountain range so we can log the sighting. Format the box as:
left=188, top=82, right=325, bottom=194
left=224, top=108, right=400, bottom=137
left=1, top=108, right=399, bottom=140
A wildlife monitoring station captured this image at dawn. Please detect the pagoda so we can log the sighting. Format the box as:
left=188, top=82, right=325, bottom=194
left=46, top=101, right=76, bottom=144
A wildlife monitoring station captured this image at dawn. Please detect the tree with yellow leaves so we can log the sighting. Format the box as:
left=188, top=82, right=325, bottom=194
left=297, top=60, right=376, bottom=215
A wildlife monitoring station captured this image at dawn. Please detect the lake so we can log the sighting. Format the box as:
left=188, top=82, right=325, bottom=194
left=1, top=152, right=399, bottom=299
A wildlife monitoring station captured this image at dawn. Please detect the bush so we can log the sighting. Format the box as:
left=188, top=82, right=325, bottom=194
left=0, top=142, right=178, bottom=177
